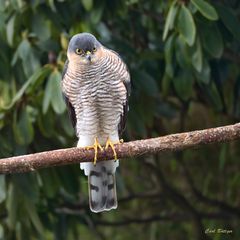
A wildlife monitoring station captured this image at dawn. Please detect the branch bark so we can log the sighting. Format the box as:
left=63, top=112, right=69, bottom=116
left=1, top=123, right=240, bottom=174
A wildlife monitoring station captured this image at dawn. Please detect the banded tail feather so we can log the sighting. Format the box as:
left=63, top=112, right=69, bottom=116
left=80, top=160, right=118, bottom=213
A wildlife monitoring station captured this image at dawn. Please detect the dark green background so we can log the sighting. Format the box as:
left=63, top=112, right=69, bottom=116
left=0, top=0, right=240, bottom=239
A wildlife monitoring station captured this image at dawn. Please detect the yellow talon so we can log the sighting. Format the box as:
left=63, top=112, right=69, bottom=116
left=105, top=138, right=122, bottom=161
left=94, top=137, right=103, bottom=165
left=85, top=137, right=103, bottom=165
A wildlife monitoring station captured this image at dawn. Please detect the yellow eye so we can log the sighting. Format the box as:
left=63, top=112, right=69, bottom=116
left=92, top=47, right=97, bottom=52
left=75, top=48, right=83, bottom=55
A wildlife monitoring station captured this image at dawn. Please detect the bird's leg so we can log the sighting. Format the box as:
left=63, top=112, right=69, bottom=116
left=86, top=137, right=103, bottom=165
left=105, top=138, right=122, bottom=161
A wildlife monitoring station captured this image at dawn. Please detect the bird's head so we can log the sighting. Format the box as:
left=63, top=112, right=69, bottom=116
left=67, top=33, right=102, bottom=64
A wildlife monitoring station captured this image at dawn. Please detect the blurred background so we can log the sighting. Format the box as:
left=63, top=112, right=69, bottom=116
left=0, top=0, right=240, bottom=239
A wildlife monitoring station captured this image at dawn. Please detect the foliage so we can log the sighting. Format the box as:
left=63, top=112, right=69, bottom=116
left=0, top=0, right=240, bottom=239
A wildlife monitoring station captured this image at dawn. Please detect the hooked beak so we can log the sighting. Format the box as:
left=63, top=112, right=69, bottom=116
left=85, top=51, right=91, bottom=61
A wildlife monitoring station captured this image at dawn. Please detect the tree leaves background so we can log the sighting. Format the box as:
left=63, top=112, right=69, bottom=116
left=0, top=0, right=240, bottom=239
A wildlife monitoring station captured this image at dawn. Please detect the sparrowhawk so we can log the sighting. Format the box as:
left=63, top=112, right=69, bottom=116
left=61, top=33, right=131, bottom=213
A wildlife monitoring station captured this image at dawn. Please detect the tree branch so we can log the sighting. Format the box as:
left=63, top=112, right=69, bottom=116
left=1, top=123, right=240, bottom=174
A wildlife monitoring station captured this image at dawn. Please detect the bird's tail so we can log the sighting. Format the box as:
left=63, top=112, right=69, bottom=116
left=80, top=160, right=118, bottom=213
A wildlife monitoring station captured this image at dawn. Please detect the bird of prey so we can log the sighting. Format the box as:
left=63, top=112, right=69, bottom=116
left=61, top=33, right=131, bottom=213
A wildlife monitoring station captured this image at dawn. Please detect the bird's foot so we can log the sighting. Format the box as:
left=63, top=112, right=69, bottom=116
left=86, top=137, right=103, bottom=165
left=105, top=138, right=123, bottom=161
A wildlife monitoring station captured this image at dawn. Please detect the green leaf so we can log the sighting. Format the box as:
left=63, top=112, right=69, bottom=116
left=48, top=0, right=56, bottom=11
left=43, top=70, right=66, bottom=114
left=13, top=107, right=34, bottom=145
left=42, top=74, right=52, bottom=114
left=60, top=33, right=69, bottom=50
left=175, top=35, right=191, bottom=69
left=90, top=5, right=104, bottom=24
left=0, top=131, right=13, bottom=157
left=6, top=183, right=17, bottom=230
left=164, top=34, right=175, bottom=78
left=191, top=0, right=218, bottom=20
left=191, top=38, right=202, bottom=72
left=17, top=39, right=40, bottom=77
left=195, top=59, right=211, bottom=84
left=82, top=0, right=93, bottom=11
left=135, top=70, right=159, bottom=97
left=25, top=199, right=44, bottom=235
left=188, top=2, right=198, bottom=14
left=0, top=81, right=11, bottom=109
left=173, top=70, right=193, bottom=101
left=18, top=39, right=31, bottom=62
left=50, top=71, right=66, bottom=114
left=38, top=111, right=55, bottom=137
left=201, top=23, right=223, bottom=58
left=0, top=175, right=6, bottom=203
left=40, top=169, right=60, bottom=198
left=126, top=0, right=138, bottom=5
left=3, top=67, right=50, bottom=110
left=14, top=174, right=39, bottom=203
left=27, top=65, right=52, bottom=93
left=177, top=5, right=196, bottom=46
left=162, top=74, right=172, bottom=97
left=163, top=1, right=178, bottom=41
left=6, top=14, right=16, bottom=46
left=32, top=14, right=51, bottom=42
left=0, top=0, right=6, bottom=11
left=215, top=4, right=240, bottom=42
left=0, top=224, right=3, bottom=239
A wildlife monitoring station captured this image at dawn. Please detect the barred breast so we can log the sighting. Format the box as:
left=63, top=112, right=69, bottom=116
left=62, top=48, right=128, bottom=140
